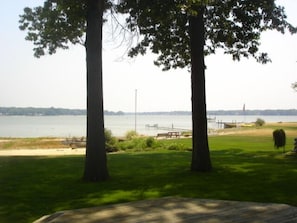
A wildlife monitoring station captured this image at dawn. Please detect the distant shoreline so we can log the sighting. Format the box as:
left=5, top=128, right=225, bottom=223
left=1, top=107, right=297, bottom=116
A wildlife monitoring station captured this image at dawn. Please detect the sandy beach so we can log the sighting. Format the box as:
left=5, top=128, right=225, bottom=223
left=0, top=147, right=86, bottom=156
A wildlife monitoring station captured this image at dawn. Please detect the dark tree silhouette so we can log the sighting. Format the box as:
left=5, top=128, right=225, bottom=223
left=19, top=0, right=110, bottom=181
left=273, top=129, right=286, bottom=153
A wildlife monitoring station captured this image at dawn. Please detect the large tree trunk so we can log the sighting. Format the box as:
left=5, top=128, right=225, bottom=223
left=83, top=0, right=109, bottom=181
left=189, top=7, right=212, bottom=172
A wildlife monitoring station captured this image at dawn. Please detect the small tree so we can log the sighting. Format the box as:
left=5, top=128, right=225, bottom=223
left=255, top=118, right=265, bottom=127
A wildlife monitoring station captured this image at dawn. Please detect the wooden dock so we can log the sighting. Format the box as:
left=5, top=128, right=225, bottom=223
left=145, top=124, right=190, bottom=132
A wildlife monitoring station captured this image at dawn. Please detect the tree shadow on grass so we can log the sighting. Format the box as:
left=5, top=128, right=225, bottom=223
left=0, top=150, right=296, bottom=222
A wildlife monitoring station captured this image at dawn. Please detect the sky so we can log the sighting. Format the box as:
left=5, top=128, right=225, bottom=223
left=0, top=1, right=296, bottom=112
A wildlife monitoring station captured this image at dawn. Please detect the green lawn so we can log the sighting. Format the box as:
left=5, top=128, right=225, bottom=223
left=0, top=134, right=296, bottom=223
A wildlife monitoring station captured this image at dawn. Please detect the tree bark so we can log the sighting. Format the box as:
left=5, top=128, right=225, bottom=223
left=189, top=7, right=212, bottom=172
left=83, top=0, right=109, bottom=181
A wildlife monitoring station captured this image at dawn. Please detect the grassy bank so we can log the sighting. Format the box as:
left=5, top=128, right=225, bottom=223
left=0, top=123, right=296, bottom=222
left=0, top=137, right=68, bottom=150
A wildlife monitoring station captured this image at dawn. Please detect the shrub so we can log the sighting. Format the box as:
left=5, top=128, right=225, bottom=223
left=273, top=129, right=286, bottom=153
left=105, top=129, right=116, bottom=145
left=167, top=143, right=180, bottom=151
left=145, top=137, right=155, bottom=148
left=118, top=136, right=159, bottom=151
left=255, top=118, right=265, bottom=127
left=104, top=129, right=118, bottom=152
left=125, top=130, right=138, bottom=140
left=118, top=137, right=145, bottom=151
left=167, top=143, right=188, bottom=151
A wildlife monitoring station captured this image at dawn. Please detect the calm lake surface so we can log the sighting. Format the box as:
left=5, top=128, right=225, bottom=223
left=0, top=115, right=296, bottom=137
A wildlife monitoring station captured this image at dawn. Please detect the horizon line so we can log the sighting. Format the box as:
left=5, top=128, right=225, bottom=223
left=1, top=106, right=297, bottom=113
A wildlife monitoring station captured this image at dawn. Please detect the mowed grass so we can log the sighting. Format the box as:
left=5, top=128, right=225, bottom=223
left=0, top=125, right=297, bottom=223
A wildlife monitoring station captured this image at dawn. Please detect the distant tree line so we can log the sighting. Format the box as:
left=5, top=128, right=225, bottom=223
left=130, top=110, right=297, bottom=116
left=207, top=109, right=297, bottom=116
left=0, top=107, right=124, bottom=116
left=0, top=107, right=296, bottom=116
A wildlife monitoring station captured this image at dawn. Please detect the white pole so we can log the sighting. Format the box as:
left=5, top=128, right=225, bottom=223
left=135, top=89, right=137, bottom=132
left=243, top=103, right=246, bottom=123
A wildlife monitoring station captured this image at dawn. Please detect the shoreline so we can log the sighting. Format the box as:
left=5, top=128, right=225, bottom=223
left=1, top=116, right=297, bottom=138
left=0, top=122, right=296, bottom=154
left=1, top=121, right=296, bottom=138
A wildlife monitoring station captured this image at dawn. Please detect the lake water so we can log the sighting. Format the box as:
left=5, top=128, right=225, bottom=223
left=0, top=115, right=296, bottom=138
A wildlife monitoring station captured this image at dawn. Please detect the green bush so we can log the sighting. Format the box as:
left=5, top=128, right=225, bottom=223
left=145, top=137, right=155, bottom=148
left=167, top=143, right=188, bottom=151
left=255, top=118, right=265, bottom=127
left=118, top=137, right=144, bottom=151
left=118, top=136, right=159, bottom=151
left=105, top=129, right=119, bottom=152
left=125, top=130, right=138, bottom=140
left=105, top=129, right=116, bottom=144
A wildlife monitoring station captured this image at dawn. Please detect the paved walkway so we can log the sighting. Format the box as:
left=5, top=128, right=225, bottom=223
left=34, top=197, right=297, bottom=223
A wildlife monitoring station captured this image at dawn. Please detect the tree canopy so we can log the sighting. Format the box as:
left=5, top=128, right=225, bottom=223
left=18, top=0, right=114, bottom=57
left=118, top=0, right=297, bottom=70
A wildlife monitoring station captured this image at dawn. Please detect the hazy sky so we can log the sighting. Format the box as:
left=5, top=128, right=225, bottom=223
left=0, top=1, right=296, bottom=112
